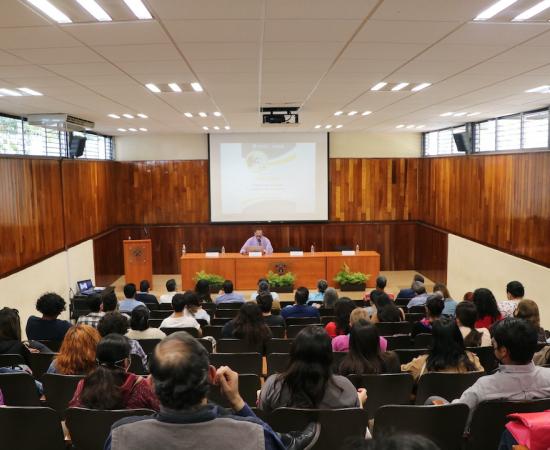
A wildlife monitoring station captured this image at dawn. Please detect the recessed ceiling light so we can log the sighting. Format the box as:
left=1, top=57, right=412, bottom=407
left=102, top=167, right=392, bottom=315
left=213, top=111, right=222, bottom=117
left=18, top=87, right=43, bottom=96
left=123, top=114, right=134, bottom=119
left=191, top=82, right=203, bottom=92
left=474, top=0, right=519, bottom=20
left=225, top=126, right=231, bottom=130
left=75, top=0, right=111, bottom=21
left=0, top=88, right=22, bottom=96
left=128, top=128, right=137, bottom=132
left=396, top=124, right=405, bottom=129
left=117, top=128, right=127, bottom=132
left=453, top=112, right=467, bottom=117
left=392, top=82, right=409, bottom=91
left=467, top=112, right=481, bottom=117
left=314, top=125, right=322, bottom=129
left=145, top=83, right=161, bottom=93
left=347, top=111, right=358, bottom=116
left=137, top=113, right=148, bottom=119
left=440, top=112, right=454, bottom=117
left=325, top=125, right=332, bottom=129
left=334, top=111, right=343, bottom=116
left=416, top=125, right=425, bottom=129
left=108, top=114, right=120, bottom=119
left=198, top=112, right=207, bottom=117
left=202, top=126, right=209, bottom=131
left=184, top=112, right=193, bottom=118
left=27, top=0, right=72, bottom=23
left=371, top=82, right=387, bottom=91
left=525, top=85, right=550, bottom=93
left=336, top=125, right=343, bottom=129
left=406, top=124, right=415, bottom=129
left=515, top=0, right=550, bottom=20
left=411, top=82, right=431, bottom=92
left=213, top=126, right=220, bottom=130
left=139, top=128, right=147, bottom=132
left=361, top=111, right=372, bottom=116
left=168, top=83, right=182, bottom=92
left=122, top=0, right=152, bottom=20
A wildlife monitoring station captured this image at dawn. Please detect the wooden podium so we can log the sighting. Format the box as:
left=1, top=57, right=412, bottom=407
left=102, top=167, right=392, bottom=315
left=123, top=239, right=153, bottom=289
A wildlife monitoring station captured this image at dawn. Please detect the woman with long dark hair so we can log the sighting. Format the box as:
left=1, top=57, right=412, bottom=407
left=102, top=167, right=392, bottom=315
left=338, top=320, right=400, bottom=376
left=402, top=318, right=483, bottom=381
left=195, top=279, right=212, bottom=303
left=258, top=326, right=364, bottom=413
left=473, top=288, right=502, bottom=328
left=325, top=298, right=356, bottom=338
left=370, top=292, right=405, bottom=323
left=221, top=303, right=272, bottom=345
left=455, top=301, right=491, bottom=347
left=69, top=333, right=159, bottom=411
left=0, top=307, right=31, bottom=364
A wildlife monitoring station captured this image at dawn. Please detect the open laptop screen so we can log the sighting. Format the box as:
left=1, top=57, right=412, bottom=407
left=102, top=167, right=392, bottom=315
left=78, top=280, right=93, bottom=292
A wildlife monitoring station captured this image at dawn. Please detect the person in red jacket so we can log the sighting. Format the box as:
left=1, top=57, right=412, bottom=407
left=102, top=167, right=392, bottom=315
left=472, top=288, right=502, bottom=329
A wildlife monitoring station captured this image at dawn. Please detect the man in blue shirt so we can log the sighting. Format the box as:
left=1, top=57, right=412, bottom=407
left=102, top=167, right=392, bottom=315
left=215, top=280, right=245, bottom=304
left=406, top=281, right=429, bottom=309
left=281, top=287, right=320, bottom=319
left=118, top=283, right=145, bottom=313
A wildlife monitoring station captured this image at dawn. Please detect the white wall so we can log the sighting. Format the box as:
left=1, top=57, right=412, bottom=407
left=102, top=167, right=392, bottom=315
left=330, top=132, right=422, bottom=158
left=0, top=240, right=95, bottom=338
left=447, top=234, right=550, bottom=328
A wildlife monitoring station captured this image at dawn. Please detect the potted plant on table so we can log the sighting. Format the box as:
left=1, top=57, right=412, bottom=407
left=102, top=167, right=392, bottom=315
left=334, top=263, right=369, bottom=291
left=266, top=270, right=296, bottom=293
left=193, top=270, right=225, bottom=293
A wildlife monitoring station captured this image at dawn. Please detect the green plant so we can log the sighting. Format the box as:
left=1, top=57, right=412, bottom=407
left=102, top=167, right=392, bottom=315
left=333, top=263, right=369, bottom=285
left=266, top=270, right=296, bottom=288
left=193, top=270, right=225, bottom=286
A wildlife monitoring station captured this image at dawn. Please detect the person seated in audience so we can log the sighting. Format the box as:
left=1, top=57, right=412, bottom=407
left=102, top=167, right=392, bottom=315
left=105, top=332, right=317, bottom=450
left=472, top=288, right=502, bottom=329
left=135, top=280, right=158, bottom=306
left=514, top=299, right=546, bottom=342
left=215, top=280, right=245, bottom=304
left=250, top=278, right=280, bottom=302
left=118, top=283, right=145, bottom=314
left=47, top=324, right=101, bottom=375
left=322, top=287, right=339, bottom=309
left=97, top=312, right=148, bottom=368
left=307, top=279, right=328, bottom=304
left=0, top=307, right=33, bottom=364
left=341, top=433, right=440, bottom=450
left=370, top=292, right=405, bottom=323
left=364, top=275, right=395, bottom=302
left=69, top=333, right=159, bottom=411
left=411, top=294, right=444, bottom=337
left=76, top=294, right=105, bottom=328
left=281, top=287, right=320, bottom=319
left=159, top=278, right=178, bottom=304
left=159, top=292, right=202, bottom=334
left=401, top=318, right=483, bottom=382
left=463, top=291, right=474, bottom=302
left=195, top=279, right=213, bottom=303
left=221, top=303, right=272, bottom=349
left=258, top=326, right=365, bottom=413
left=25, top=292, right=72, bottom=342
left=325, top=298, right=356, bottom=338
left=455, top=301, right=491, bottom=347
left=126, top=306, right=166, bottom=340
left=406, top=282, right=429, bottom=310
left=183, top=290, right=211, bottom=324
left=101, top=290, right=119, bottom=312
left=257, top=293, right=285, bottom=327
left=332, top=308, right=388, bottom=352
left=338, top=320, right=400, bottom=376
left=433, top=283, right=457, bottom=317
left=397, top=274, right=425, bottom=299
left=498, top=280, right=525, bottom=318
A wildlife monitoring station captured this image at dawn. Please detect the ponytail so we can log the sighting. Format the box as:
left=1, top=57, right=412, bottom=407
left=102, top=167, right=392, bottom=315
left=79, top=365, right=127, bottom=410
left=463, top=328, right=482, bottom=347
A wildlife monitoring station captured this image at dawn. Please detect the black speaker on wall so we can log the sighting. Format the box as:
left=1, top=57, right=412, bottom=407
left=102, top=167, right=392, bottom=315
left=68, top=133, right=87, bottom=158
left=453, top=124, right=473, bottom=154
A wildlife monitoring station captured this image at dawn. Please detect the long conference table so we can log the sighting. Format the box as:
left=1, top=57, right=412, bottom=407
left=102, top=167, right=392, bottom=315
left=180, top=251, right=380, bottom=291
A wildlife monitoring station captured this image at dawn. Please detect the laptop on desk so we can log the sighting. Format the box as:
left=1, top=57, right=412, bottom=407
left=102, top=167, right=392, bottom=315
left=77, top=279, right=105, bottom=296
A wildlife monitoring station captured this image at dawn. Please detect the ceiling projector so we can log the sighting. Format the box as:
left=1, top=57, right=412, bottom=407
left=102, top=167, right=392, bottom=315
left=261, top=106, right=299, bottom=125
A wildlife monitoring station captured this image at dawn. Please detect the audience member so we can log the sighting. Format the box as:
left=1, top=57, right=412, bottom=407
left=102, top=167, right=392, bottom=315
left=397, top=274, right=425, bottom=299
left=406, top=282, right=429, bottom=309
left=159, top=278, right=178, bottom=304
left=257, top=293, right=285, bottom=327
left=215, top=280, right=245, bottom=304
left=118, top=283, right=145, bottom=314
left=195, top=279, right=213, bottom=303
left=401, top=318, right=483, bottom=382
left=258, top=326, right=365, bottom=413
left=514, top=299, right=546, bottom=342
left=281, top=287, right=320, bottom=319
left=498, top=280, right=525, bottom=318
left=135, top=280, right=158, bottom=306
left=97, top=312, right=148, bottom=367
left=332, top=308, right=388, bottom=353
left=69, top=333, right=159, bottom=411
left=126, top=306, right=166, bottom=340
left=76, top=294, right=105, bottom=328
left=338, top=320, right=400, bottom=376
left=433, top=283, right=457, bottom=317
left=370, top=292, right=405, bottom=323
left=0, top=307, right=31, bottom=364
left=101, top=290, right=119, bottom=312
left=47, top=324, right=100, bottom=375
left=365, top=275, right=395, bottom=302
left=455, top=301, right=491, bottom=347
left=159, top=292, right=201, bottom=334
left=183, top=290, right=211, bottom=324
left=411, top=294, right=444, bottom=337
left=307, top=279, right=328, bottom=303
left=250, top=278, right=280, bottom=302
left=221, top=303, right=272, bottom=349
left=325, top=298, right=356, bottom=338
left=25, top=292, right=71, bottom=342
left=472, top=288, right=502, bottom=328
left=463, top=291, right=474, bottom=302
left=322, top=287, right=339, bottom=309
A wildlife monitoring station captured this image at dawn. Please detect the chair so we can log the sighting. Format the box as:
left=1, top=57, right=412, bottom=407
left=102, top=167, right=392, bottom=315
left=348, top=373, right=414, bottom=419
left=136, top=339, right=161, bottom=354
left=203, top=325, right=224, bottom=340
left=321, top=316, right=336, bottom=326
left=0, top=406, right=66, bottom=450
left=43, top=373, right=83, bottom=417
left=395, top=348, right=428, bottom=365
left=266, top=338, right=293, bottom=354
left=217, top=339, right=264, bottom=354
left=70, top=296, right=91, bottom=320
left=374, top=404, right=470, bottom=450
left=197, top=338, right=213, bottom=353
left=160, top=327, right=199, bottom=337
left=285, top=317, right=320, bottom=326
left=66, top=407, right=155, bottom=450
left=197, top=318, right=209, bottom=328
left=395, top=297, right=410, bottom=307
left=279, top=300, right=294, bottom=308
left=405, top=312, right=425, bottom=323
left=145, top=302, right=159, bottom=311
left=375, top=321, right=412, bottom=336
left=37, top=340, right=62, bottom=352
left=409, top=305, right=427, bottom=314
left=129, top=353, right=148, bottom=376
left=208, top=374, right=260, bottom=407
left=268, top=326, right=285, bottom=338
left=149, top=309, right=172, bottom=319
left=148, top=318, right=163, bottom=328
left=0, top=372, right=41, bottom=406
left=215, top=309, right=239, bottom=318
left=202, top=303, right=217, bottom=314
left=352, top=299, right=366, bottom=307
left=318, top=307, right=334, bottom=316
left=28, top=352, right=56, bottom=381
left=415, top=372, right=485, bottom=404
left=0, top=353, right=25, bottom=368
left=267, top=353, right=290, bottom=376
left=265, top=407, right=369, bottom=450
left=158, top=303, right=174, bottom=310
left=414, top=333, right=433, bottom=349
left=467, top=346, right=498, bottom=373
left=210, top=353, right=262, bottom=376
left=384, top=334, right=412, bottom=350
left=211, top=317, right=232, bottom=326
left=216, top=303, right=243, bottom=309
left=287, top=323, right=323, bottom=338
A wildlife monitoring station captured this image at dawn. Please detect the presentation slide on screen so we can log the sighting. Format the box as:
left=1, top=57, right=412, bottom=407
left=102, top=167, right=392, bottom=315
left=209, top=133, right=328, bottom=222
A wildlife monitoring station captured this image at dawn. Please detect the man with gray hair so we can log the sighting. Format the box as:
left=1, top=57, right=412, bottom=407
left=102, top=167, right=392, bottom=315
left=406, top=281, right=429, bottom=309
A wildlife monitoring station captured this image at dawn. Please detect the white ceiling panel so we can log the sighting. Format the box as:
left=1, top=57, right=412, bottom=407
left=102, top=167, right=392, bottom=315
left=442, top=23, right=549, bottom=46
left=10, top=46, right=103, bottom=64
left=264, top=20, right=360, bottom=42
left=262, top=58, right=332, bottom=73
left=354, top=20, right=460, bottom=43
left=192, top=59, right=258, bottom=73
left=415, top=44, right=505, bottom=62
left=116, top=60, right=193, bottom=76
left=147, top=0, right=264, bottom=19
left=0, top=64, right=54, bottom=77
left=165, top=20, right=262, bottom=43
left=177, top=43, right=259, bottom=60
left=44, top=62, right=123, bottom=76
left=265, top=0, right=378, bottom=19
left=63, top=22, right=169, bottom=46
left=0, top=50, right=31, bottom=66
left=330, top=58, right=402, bottom=74
left=373, top=0, right=490, bottom=21
left=93, top=44, right=182, bottom=62
left=0, top=1, right=47, bottom=27
left=342, top=42, right=427, bottom=61
left=263, top=42, right=342, bottom=59
left=0, top=26, right=80, bottom=49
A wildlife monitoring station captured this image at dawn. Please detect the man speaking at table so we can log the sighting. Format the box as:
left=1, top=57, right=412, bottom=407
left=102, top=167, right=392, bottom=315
left=240, top=229, right=274, bottom=254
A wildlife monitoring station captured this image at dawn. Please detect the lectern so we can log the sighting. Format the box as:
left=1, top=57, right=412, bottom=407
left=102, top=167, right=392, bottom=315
left=123, top=239, right=153, bottom=289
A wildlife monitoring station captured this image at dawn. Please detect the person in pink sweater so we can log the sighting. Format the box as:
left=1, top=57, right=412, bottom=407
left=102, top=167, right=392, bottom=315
left=332, top=308, right=387, bottom=352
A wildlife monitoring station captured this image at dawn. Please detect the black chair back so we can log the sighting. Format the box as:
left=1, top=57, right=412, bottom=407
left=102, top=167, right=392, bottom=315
left=160, top=327, right=199, bottom=337
left=208, top=374, right=260, bottom=407
left=0, top=372, right=41, bottom=406
left=321, top=316, right=336, bottom=326
left=268, top=326, right=285, bottom=338
left=0, top=354, right=25, bottom=368
left=28, top=352, right=56, bottom=381
left=37, top=340, right=62, bottom=352
left=467, top=346, right=498, bottom=373
left=395, top=298, right=410, bottom=307
left=215, top=309, right=239, bottom=318
left=210, top=353, right=262, bottom=376
left=203, top=325, right=224, bottom=340
left=384, top=335, right=412, bottom=350
left=216, top=303, right=243, bottom=309
left=414, top=333, right=433, bottom=349
left=415, top=371, right=485, bottom=405
left=148, top=318, right=163, bottom=328
left=266, top=353, right=290, bottom=376
left=348, top=373, right=414, bottom=419
left=197, top=338, right=213, bottom=353
left=66, top=407, right=155, bottom=450
left=395, top=348, right=428, bottom=365
left=287, top=323, right=323, bottom=338
left=266, top=339, right=293, bottom=354
left=409, top=305, right=427, bottom=314
left=0, top=406, right=65, bottom=450
left=318, top=307, right=334, bottom=316
left=279, top=301, right=294, bottom=308
left=405, top=313, right=425, bottom=323
left=158, top=303, right=174, bottom=310
left=136, top=339, right=161, bottom=354
left=149, top=310, right=172, bottom=319
left=211, top=317, right=232, bottom=326
left=43, top=373, right=84, bottom=417
left=197, top=318, right=209, bottom=328
left=217, top=339, right=264, bottom=354
left=374, top=404, right=469, bottom=450
left=201, top=303, right=217, bottom=315
left=129, top=353, right=148, bottom=375
left=352, top=299, right=366, bottom=307
left=375, top=321, right=412, bottom=336
left=70, top=297, right=91, bottom=320
left=285, top=317, right=320, bottom=326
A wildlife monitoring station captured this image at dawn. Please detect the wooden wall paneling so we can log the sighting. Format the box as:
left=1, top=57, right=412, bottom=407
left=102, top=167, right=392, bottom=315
left=93, top=228, right=124, bottom=286
left=414, top=224, right=448, bottom=285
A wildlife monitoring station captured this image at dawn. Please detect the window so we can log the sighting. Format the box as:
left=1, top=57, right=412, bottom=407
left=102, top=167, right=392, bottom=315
left=423, top=127, right=460, bottom=155
left=476, top=120, right=496, bottom=152
left=497, top=114, right=521, bottom=151
left=523, top=110, right=549, bottom=149
left=0, top=116, right=24, bottom=155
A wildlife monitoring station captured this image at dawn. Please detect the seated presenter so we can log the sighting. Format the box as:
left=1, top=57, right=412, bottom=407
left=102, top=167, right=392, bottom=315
left=240, top=229, right=273, bottom=254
